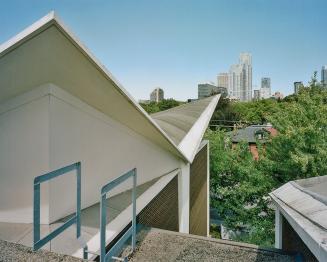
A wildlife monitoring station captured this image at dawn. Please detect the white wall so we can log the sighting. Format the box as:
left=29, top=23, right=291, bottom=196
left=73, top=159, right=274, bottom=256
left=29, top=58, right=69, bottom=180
left=0, top=84, right=182, bottom=224
left=0, top=95, right=50, bottom=223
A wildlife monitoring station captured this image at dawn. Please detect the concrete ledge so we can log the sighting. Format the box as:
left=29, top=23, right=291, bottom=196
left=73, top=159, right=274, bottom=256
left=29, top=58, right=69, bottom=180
left=0, top=239, right=83, bottom=262
left=127, top=227, right=296, bottom=262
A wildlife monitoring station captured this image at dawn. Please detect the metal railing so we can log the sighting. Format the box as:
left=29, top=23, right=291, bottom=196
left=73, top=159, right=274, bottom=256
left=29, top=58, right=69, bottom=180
left=33, top=162, right=87, bottom=256
left=99, top=168, right=137, bottom=262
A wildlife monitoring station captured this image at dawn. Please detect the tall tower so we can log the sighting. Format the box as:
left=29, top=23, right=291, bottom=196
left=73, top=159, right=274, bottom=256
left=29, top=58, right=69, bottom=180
left=239, top=53, right=252, bottom=101
left=322, top=65, right=327, bottom=86
left=228, top=64, right=242, bottom=99
left=228, top=53, right=252, bottom=101
left=260, top=77, right=271, bottom=99
left=217, top=73, right=229, bottom=89
left=150, top=88, right=164, bottom=102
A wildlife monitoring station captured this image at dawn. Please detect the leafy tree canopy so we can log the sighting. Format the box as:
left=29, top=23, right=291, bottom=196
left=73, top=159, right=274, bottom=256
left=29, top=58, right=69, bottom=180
left=207, top=75, right=327, bottom=246
left=140, top=98, right=183, bottom=114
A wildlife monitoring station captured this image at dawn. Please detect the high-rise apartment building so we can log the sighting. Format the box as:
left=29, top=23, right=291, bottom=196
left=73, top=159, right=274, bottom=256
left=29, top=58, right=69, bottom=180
left=198, top=83, right=217, bottom=99
left=260, top=77, right=271, bottom=99
left=198, top=83, right=227, bottom=99
left=253, top=89, right=260, bottom=100
left=228, top=53, right=252, bottom=101
left=294, top=82, right=303, bottom=94
left=217, top=73, right=229, bottom=89
left=322, top=65, right=327, bottom=86
left=150, top=88, right=164, bottom=102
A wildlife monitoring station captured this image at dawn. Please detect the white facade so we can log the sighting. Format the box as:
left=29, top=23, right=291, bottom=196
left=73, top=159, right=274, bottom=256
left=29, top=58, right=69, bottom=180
left=150, top=88, right=164, bottom=102
left=322, top=65, right=327, bottom=85
left=228, top=53, right=252, bottom=102
left=0, top=12, right=219, bottom=243
left=0, top=84, right=181, bottom=223
left=259, top=88, right=271, bottom=99
left=217, top=73, right=228, bottom=89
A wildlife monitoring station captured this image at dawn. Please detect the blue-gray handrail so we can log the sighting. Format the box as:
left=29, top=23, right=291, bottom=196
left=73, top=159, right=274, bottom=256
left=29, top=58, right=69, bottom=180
left=33, top=162, right=86, bottom=256
left=100, top=168, right=137, bottom=262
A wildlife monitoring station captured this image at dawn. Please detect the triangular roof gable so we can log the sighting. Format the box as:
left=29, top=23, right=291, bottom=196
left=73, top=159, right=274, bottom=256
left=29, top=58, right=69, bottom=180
left=0, top=12, right=188, bottom=161
left=152, top=95, right=220, bottom=162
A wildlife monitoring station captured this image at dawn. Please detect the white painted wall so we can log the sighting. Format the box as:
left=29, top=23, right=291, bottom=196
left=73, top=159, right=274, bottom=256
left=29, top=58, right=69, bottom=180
left=178, top=162, right=190, bottom=233
left=48, top=85, right=182, bottom=222
left=275, top=208, right=283, bottom=249
left=0, top=95, right=50, bottom=223
left=0, top=84, right=182, bottom=224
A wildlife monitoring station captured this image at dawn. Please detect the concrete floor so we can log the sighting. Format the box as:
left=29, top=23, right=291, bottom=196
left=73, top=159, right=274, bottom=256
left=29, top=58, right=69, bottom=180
left=0, top=179, right=156, bottom=257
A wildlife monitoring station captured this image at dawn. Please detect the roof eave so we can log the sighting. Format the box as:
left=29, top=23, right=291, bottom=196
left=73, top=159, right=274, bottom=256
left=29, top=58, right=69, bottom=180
left=178, top=95, right=220, bottom=162
left=0, top=11, right=188, bottom=162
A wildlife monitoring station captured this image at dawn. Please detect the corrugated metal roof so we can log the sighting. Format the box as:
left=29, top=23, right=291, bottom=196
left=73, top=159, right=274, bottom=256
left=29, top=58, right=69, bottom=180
left=151, top=96, right=216, bottom=145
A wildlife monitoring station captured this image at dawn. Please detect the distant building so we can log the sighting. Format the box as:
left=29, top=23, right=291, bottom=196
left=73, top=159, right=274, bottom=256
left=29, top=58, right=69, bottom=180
left=228, top=53, right=252, bottom=101
left=294, top=82, right=303, bottom=94
left=139, top=99, right=150, bottom=104
left=217, top=73, right=229, bottom=89
left=198, top=83, right=227, bottom=99
left=272, top=91, right=284, bottom=100
left=150, top=88, right=164, bottom=102
left=253, top=90, right=260, bottom=100
left=322, top=65, right=327, bottom=86
left=260, top=77, right=271, bottom=99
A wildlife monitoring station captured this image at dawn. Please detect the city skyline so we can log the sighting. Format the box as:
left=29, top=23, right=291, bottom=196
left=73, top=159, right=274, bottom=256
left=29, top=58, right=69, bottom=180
left=0, top=1, right=326, bottom=100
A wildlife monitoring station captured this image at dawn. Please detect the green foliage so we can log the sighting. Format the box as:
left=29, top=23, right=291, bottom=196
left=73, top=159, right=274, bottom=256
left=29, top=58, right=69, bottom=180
left=207, top=77, right=327, bottom=246
left=231, top=98, right=280, bottom=124
left=212, top=98, right=241, bottom=123
left=140, top=99, right=183, bottom=114
left=206, top=130, right=275, bottom=246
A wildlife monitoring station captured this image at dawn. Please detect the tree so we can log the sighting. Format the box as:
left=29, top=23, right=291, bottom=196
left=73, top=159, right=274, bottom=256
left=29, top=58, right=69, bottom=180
left=207, top=75, right=327, bottom=246
left=140, top=99, right=183, bottom=114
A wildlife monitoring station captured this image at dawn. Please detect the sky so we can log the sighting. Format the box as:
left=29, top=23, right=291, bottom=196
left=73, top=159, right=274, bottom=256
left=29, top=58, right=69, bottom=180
left=0, top=0, right=326, bottom=100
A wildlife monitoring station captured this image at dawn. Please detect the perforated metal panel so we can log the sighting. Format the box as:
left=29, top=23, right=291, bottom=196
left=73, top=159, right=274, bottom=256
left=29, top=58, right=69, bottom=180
left=190, top=144, right=208, bottom=236
left=138, top=176, right=179, bottom=232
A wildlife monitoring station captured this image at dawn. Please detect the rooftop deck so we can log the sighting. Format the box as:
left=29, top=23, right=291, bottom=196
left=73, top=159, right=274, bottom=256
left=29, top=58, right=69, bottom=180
left=126, top=228, right=296, bottom=262
left=0, top=178, right=158, bottom=257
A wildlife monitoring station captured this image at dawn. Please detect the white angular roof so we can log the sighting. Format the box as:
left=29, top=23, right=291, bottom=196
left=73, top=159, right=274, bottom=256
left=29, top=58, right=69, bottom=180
left=0, top=11, right=219, bottom=163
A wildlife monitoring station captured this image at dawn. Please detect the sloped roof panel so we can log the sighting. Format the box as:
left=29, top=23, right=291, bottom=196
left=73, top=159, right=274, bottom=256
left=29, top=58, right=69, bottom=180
left=0, top=12, right=219, bottom=163
left=151, top=95, right=220, bottom=161
left=270, top=175, right=327, bottom=261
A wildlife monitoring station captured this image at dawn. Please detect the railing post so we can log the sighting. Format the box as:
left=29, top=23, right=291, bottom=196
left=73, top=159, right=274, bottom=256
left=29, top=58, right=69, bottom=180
left=76, top=162, right=81, bottom=238
left=33, top=162, right=87, bottom=254
left=132, top=168, right=137, bottom=250
left=33, top=182, right=40, bottom=248
left=100, top=168, right=137, bottom=262
left=100, top=193, right=107, bottom=262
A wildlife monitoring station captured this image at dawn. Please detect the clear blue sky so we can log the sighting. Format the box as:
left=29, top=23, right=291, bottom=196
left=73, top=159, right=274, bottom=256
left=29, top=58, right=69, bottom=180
left=0, top=0, right=326, bottom=100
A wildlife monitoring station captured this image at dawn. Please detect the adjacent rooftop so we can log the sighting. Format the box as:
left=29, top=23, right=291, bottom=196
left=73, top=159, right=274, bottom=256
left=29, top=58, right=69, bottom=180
left=126, top=228, right=296, bottom=262
left=270, top=175, right=327, bottom=261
